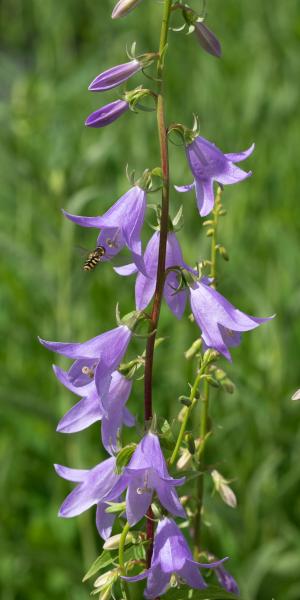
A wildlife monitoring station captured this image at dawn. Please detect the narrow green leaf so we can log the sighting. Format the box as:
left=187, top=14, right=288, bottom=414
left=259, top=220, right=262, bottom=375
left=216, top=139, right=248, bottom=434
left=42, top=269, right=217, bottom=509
left=82, top=550, right=114, bottom=582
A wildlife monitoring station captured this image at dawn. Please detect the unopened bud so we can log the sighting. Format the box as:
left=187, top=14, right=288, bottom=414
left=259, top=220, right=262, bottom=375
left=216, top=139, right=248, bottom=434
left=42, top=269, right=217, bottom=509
left=211, top=469, right=237, bottom=508
left=205, top=375, right=220, bottom=388
left=94, top=570, right=117, bottom=589
left=219, top=246, right=229, bottom=261
left=99, top=587, right=113, bottom=600
left=112, top=0, right=143, bottom=19
left=206, top=228, right=214, bottom=237
left=222, top=379, right=235, bottom=394
left=179, top=395, right=192, bottom=407
left=103, top=531, right=135, bottom=550
left=184, top=338, right=202, bottom=360
left=185, top=433, right=196, bottom=455
left=292, top=389, right=300, bottom=401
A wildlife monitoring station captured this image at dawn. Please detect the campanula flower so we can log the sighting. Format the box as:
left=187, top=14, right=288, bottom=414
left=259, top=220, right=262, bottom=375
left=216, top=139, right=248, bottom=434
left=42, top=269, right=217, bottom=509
left=115, top=231, right=192, bottom=319
left=189, top=278, right=273, bottom=360
left=63, top=185, right=147, bottom=274
left=39, top=325, right=132, bottom=397
left=106, top=433, right=186, bottom=525
left=54, top=366, right=134, bottom=454
left=85, top=99, right=129, bottom=128
left=112, top=0, right=143, bottom=19
left=123, top=518, right=226, bottom=598
left=176, top=136, right=254, bottom=216
left=54, top=458, right=120, bottom=539
left=89, top=59, right=141, bottom=92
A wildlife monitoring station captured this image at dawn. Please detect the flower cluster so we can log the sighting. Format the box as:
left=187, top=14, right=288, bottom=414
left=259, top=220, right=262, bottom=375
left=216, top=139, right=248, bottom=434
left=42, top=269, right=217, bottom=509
left=39, top=1, right=274, bottom=599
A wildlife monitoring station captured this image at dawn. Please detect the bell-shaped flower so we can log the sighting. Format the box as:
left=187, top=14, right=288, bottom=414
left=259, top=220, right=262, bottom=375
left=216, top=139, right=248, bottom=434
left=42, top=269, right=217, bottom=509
left=39, top=324, right=132, bottom=397
left=55, top=458, right=120, bottom=540
left=53, top=366, right=135, bottom=454
left=123, top=518, right=226, bottom=598
left=63, top=185, right=147, bottom=274
left=112, top=0, right=143, bottom=19
left=115, top=231, right=192, bottom=319
left=176, top=135, right=254, bottom=216
left=106, top=433, right=186, bottom=525
left=85, top=99, right=129, bottom=128
left=89, top=59, right=142, bottom=92
left=189, top=278, right=273, bottom=360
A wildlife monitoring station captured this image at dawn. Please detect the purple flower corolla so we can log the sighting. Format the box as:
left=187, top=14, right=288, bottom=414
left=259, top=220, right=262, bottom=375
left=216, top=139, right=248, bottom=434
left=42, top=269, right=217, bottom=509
left=176, top=136, right=254, bottom=216
left=215, top=562, right=240, bottom=594
left=115, top=231, right=192, bottom=319
left=85, top=99, right=129, bottom=128
left=112, top=0, right=143, bottom=19
left=194, top=21, right=222, bottom=57
left=89, top=60, right=141, bottom=92
left=123, top=518, right=226, bottom=598
left=189, top=279, right=273, bottom=360
left=63, top=185, right=147, bottom=274
left=54, top=458, right=120, bottom=539
left=53, top=367, right=135, bottom=454
left=39, top=325, right=132, bottom=397
left=107, top=433, right=186, bottom=525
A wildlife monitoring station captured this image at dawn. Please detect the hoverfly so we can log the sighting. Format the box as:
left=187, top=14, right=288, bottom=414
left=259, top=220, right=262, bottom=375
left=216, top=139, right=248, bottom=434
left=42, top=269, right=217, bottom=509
left=83, top=246, right=106, bottom=272
left=82, top=231, right=120, bottom=272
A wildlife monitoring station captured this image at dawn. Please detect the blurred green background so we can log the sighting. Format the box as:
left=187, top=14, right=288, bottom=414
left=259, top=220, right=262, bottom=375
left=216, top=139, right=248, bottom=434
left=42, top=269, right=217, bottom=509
left=1, top=0, right=300, bottom=598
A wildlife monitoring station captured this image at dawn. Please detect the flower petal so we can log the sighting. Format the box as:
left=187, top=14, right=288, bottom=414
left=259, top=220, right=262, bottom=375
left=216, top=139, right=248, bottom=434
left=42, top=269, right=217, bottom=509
left=155, top=480, right=186, bottom=518
left=126, top=478, right=152, bottom=526
left=54, top=464, right=89, bottom=483
left=225, top=143, right=255, bottom=163
left=57, top=396, right=103, bottom=434
left=114, top=263, right=138, bottom=276
left=195, top=178, right=215, bottom=216
left=96, top=502, right=117, bottom=540
left=174, top=182, right=195, bottom=193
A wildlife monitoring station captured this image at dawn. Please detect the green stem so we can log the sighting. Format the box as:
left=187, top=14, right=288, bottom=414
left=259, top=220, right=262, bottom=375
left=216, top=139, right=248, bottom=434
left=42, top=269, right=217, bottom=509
left=119, top=522, right=131, bottom=575
left=144, top=0, right=173, bottom=568
left=169, top=361, right=207, bottom=467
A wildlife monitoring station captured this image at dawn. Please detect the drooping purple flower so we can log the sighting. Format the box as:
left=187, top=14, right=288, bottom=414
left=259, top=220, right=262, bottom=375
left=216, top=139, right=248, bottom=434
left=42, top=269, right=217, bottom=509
left=85, top=99, right=129, bottom=128
left=194, top=21, right=222, bottom=57
left=176, top=136, right=254, bottom=216
left=123, top=518, right=226, bottom=598
left=112, top=0, right=143, bottom=19
left=39, top=325, right=132, bottom=397
left=214, top=561, right=240, bottom=595
left=89, top=60, right=141, bottom=92
left=106, top=433, right=186, bottom=525
left=54, top=458, right=120, bottom=540
left=189, top=278, right=273, bottom=360
left=115, top=231, right=192, bottom=319
left=53, top=366, right=134, bottom=454
left=63, top=185, right=147, bottom=274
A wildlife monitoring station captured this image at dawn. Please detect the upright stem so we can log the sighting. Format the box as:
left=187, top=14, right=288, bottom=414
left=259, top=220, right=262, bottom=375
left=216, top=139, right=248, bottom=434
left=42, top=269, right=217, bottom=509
left=144, top=0, right=172, bottom=567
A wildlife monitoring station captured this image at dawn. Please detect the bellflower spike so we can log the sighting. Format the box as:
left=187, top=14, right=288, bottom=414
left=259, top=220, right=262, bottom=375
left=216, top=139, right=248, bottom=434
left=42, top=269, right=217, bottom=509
left=123, top=518, right=226, bottom=598
left=63, top=185, right=147, bottom=274
left=54, top=457, right=120, bottom=539
left=176, top=136, right=254, bottom=216
left=107, top=433, right=186, bottom=525
left=112, top=0, right=143, bottom=19
left=189, top=278, right=273, bottom=361
left=85, top=99, right=129, bottom=128
left=39, top=324, right=132, bottom=396
left=89, top=60, right=141, bottom=92
left=115, top=231, right=192, bottom=319
left=53, top=367, right=134, bottom=454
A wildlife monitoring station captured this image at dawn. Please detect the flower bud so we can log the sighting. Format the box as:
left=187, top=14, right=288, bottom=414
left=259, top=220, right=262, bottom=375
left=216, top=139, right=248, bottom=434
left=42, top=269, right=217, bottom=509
left=211, top=469, right=237, bottom=508
left=89, top=59, right=141, bottom=92
left=194, top=21, right=222, bottom=58
left=85, top=99, right=129, bottom=128
left=112, top=0, right=143, bottom=19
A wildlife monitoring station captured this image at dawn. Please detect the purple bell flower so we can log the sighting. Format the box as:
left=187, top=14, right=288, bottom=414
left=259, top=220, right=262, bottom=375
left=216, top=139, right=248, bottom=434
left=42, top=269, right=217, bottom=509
left=54, top=458, right=120, bottom=540
left=215, top=562, right=240, bottom=594
left=53, top=366, right=135, bottom=454
left=123, top=518, right=226, bottom=598
left=89, top=59, right=141, bottom=92
left=63, top=185, right=147, bottom=274
left=189, top=278, right=273, bottom=361
left=176, top=136, right=254, bottom=216
left=85, top=99, right=129, bottom=128
left=39, top=324, right=132, bottom=397
left=106, top=433, right=186, bottom=525
left=194, top=21, right=222, bottom=58
left=112, top=0, right=143, bottom=19
left=114, top=231, right=192, bottom=319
